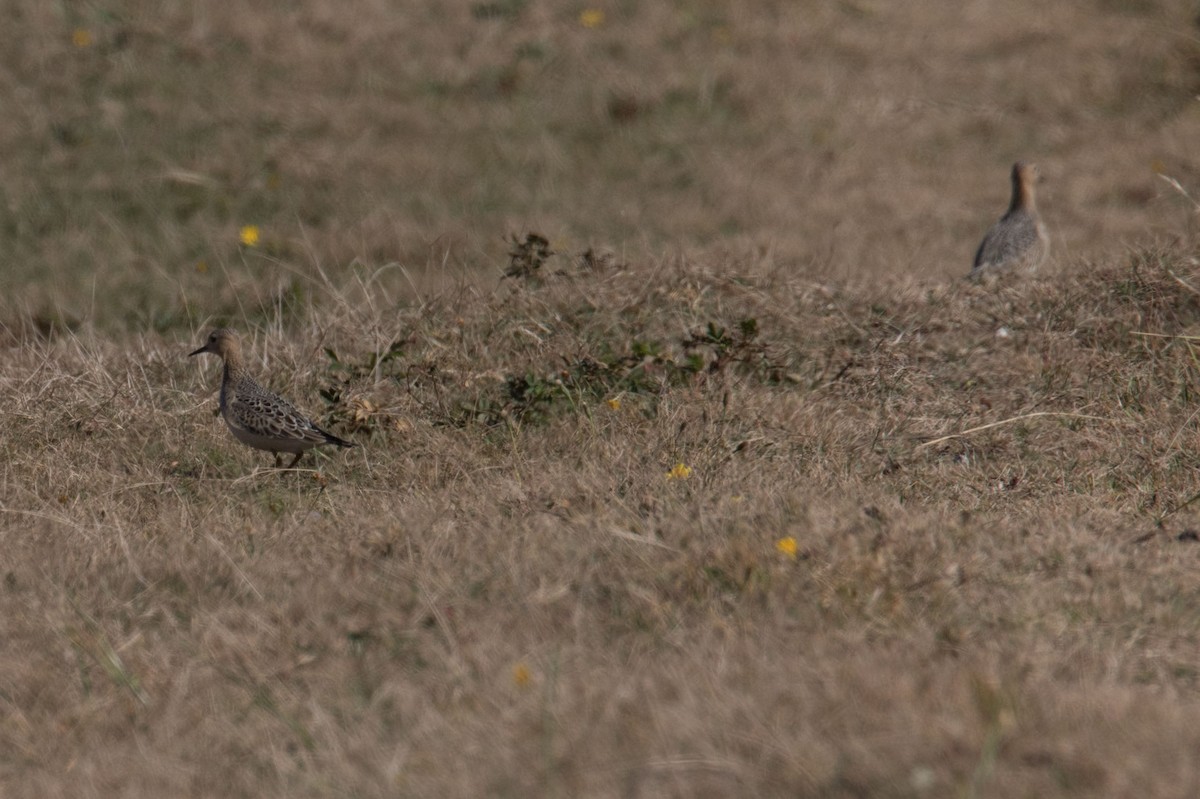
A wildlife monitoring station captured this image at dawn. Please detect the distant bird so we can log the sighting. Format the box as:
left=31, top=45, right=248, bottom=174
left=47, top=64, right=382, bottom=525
left=970, top=161, right=1049, bottom=278
left=189, top=328, right=356, bottom=469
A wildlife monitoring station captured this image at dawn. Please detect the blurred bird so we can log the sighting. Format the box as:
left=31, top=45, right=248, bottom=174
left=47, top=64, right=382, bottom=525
left=971, top=161, right=1049, bottom=278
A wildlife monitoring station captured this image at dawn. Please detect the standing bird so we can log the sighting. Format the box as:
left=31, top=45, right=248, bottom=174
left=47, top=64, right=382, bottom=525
left=970, top=161, right=1050, bottom=278
left=189, top=328, right=356, bottom=469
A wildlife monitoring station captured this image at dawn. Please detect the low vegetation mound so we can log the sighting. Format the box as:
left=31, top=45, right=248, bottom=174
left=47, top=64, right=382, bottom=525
left=5, top=248, right=1200, bottom=796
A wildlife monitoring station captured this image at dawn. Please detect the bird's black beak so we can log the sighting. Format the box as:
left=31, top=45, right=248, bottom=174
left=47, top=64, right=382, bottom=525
left=189, top=345, right=208, bottom=357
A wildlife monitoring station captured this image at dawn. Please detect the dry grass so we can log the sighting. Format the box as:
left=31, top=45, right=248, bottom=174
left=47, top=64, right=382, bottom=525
left=7, top=1, right=1200, bottom=797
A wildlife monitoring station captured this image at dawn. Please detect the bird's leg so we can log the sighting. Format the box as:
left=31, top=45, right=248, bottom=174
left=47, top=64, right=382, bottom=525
left=285, top=451, right=305, bottom=470
left=274, top=453, right=283, bottom=469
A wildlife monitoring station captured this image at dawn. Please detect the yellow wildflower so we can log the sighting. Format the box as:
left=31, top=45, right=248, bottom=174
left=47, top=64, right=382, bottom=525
left=512, top=662, right=532, bottom=687
left=72, top=29, right=93, bottom=48
left=239, top=225, right=260, bottom=247
left=195, top=260, right=208, bottom=274
left=776, top=536, right=798, bottom=559
left=580, top=9, right=605, bottom=28
left=666, top=463, right=692, bottom=480
left=606, top=397, right=621, bottom=410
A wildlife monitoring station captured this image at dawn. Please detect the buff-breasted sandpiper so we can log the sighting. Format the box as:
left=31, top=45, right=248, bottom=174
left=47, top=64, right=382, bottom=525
left=190, top=328, right=356, bottom=469
left=970, top=161, right=1050, bottom=278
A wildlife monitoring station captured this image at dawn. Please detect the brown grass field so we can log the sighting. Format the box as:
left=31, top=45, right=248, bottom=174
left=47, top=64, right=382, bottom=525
left=7, top=1, right=1200, bottom=796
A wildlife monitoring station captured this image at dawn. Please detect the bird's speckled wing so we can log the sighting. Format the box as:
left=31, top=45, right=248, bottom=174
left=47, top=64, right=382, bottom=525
left=227, top=378, right=331, bottom=445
